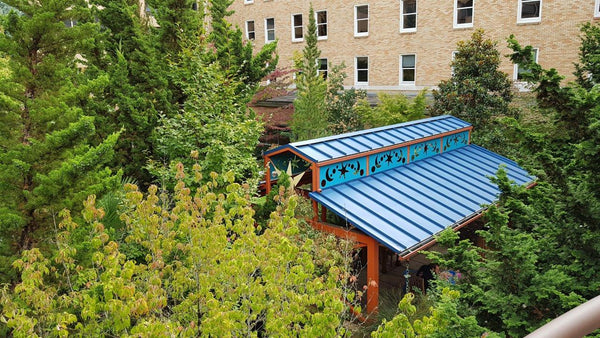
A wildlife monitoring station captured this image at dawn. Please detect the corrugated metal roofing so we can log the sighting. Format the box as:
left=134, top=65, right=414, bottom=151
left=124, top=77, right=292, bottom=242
left=264, top=115, right=471, bottom=163
left=309, top=145, right=534, bottom=256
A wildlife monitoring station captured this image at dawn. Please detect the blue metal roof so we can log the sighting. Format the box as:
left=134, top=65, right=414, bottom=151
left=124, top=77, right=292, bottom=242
left=264, top=115, right=471, bottom=163
left=309, top=145, right=534, bottom=256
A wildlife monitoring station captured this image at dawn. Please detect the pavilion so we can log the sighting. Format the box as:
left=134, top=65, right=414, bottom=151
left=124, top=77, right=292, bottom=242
left=262, top=115, right=534, bottom=313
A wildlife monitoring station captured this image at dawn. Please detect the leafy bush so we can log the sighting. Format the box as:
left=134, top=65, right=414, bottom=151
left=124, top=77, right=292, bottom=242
left=356, top=91, right=427, bottom=128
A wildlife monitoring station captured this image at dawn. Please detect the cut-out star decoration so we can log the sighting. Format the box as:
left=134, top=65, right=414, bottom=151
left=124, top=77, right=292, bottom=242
left=339, top=163, right=349, bottom=178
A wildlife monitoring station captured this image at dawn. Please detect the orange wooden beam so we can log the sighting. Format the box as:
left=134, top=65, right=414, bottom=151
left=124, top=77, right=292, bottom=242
left=366, top=237, right=379, bottom=314
left=265, top=156, right=271, bottom=194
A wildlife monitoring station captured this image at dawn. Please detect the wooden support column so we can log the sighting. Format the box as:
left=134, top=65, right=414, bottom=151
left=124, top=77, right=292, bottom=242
left=265, top=157, right=271, bottom=194
left=312, top=200, right=319, bottom=222
left=366, top=237, right=379, bottom=314
left=321, top=205, right=327, bottom=222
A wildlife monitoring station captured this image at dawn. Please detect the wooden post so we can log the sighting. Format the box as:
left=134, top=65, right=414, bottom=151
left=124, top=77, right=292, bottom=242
left=312, top=200, right=319, bottom=222
left=366, top=238, right=379, bottom=313
left=321, top=205, right=327, bottom=222
left=265, top=157, right=271, bottom=194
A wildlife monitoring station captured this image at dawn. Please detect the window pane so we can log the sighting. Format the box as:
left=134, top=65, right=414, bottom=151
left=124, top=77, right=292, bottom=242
left=457, top=0, right=473, bottom=8
left=357, top=6, right=368, bottom=19
left=319, top=59, right=328, bottom=70
left=247, top=21, right=254, bottom=31
left=357, top=57, right=368, bottom=69
left=521, top=1, right=540, bottom=18
left=294, top=15, right=302, bottom=26
left=248, top=32, right=255, bottom=40
left=295, top=27, right=303, bottom=38
left=318, top=24, right=327, bottom=37
left=404, top=0, right=416, bottom=13
left=357, top=70, right=368, bottom=82
left=266, top=18, right=274, bottom=29
left=403, top=14, right=416, bottom=29
left=317, top=11, right=327, bottom=24
left=402, top=55, right=415, bottom=68
left=457, top=8, right=473, bottom=23
left=403, top=69, right=415, bottom=82
left=357, top=20, right=368, bottom=33
left=268, top=31, right=275, bottom=41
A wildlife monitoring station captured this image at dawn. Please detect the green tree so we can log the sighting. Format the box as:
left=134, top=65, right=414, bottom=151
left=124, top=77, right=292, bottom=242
left=208, top=0, right=277, bottom=92
left=291, top=4, right=328, bottom=141
left=431, top=29, right=516, bottom=129
left=1, top=166, right=354, bottom=337
left=0, top=1, right=121, bottom=283
left=148, top=32, right=263, bottom=186
left=326, top=63, right=367, bottom=134
left=85, top=0, right=174, bottom=187
left=372, top=289, right=496, bottom=338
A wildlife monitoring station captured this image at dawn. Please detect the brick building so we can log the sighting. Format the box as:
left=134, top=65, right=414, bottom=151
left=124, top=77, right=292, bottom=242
left=228, top=0, right=600, bottom=91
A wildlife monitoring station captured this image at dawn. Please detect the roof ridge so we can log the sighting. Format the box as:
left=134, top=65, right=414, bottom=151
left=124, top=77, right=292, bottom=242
left=290, top=115, right=463, bottom=147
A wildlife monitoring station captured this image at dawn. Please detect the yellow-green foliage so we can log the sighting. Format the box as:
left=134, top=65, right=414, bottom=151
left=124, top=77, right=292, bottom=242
left=1, top=165, right=352, bottom=337
left=356, top=91, right=427, bottom=128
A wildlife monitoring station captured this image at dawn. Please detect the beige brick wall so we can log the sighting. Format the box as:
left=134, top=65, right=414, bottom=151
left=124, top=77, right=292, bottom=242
left=229, top=0, right=598, bottom=90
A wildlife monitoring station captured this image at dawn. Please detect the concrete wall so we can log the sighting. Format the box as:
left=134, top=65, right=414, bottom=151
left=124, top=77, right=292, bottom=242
left=228, top=0, right=599, bottom=91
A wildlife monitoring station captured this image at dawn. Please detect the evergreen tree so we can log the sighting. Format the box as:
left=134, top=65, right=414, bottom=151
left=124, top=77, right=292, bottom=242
left=208, top=0, right=277, bottom=92
left=291, top=5, right=328, bottom=141
left=431, top=29, right=516, bottom=129
left=84, top=0, right=174, bottom=187
left=0, top=0, right=120, bottom=283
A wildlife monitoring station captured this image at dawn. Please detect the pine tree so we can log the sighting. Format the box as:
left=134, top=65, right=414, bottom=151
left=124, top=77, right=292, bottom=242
left=0, top=0, right=120, bottom=283
left=291, top=5, right=328, bottom=141
left=208, top=0, right=277, bottom=91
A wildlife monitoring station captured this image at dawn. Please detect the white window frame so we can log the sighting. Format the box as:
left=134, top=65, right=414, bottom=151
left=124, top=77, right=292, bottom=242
left=517, top=0, right=541, bottom=24
left=400, top=0, right=417, bottom=33
left=316, top=10, right=328, bottom=40
left=595, top=0, right=600, bottom=18
left=354, top=4, right=369, bottom=37
left=451, top=50, right=459, bottom=75
left=64, top=19, right=77, bottom=28
left=355, top=56, right=369, bottom=86
left=513, top=48, right=539, bottom=81
left=400, top=54, right=416, bottom=85
left=265, top=18, right=275, bottom=43
left=246, top=20, right=255, bottom=40
left=318, top=58, right=328, bottom=79
left=291, top=14, right=303, bottom=42
left=454, top=0, right=474, bottom=29
left=244, top=0, right=253, bottom=4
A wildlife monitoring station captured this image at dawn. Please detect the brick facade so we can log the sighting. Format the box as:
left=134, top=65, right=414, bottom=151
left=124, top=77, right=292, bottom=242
left=229, top=0, right=599, bottom=91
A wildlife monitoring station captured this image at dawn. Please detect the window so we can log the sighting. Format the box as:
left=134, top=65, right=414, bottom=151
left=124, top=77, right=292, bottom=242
left=355, top=56, right=368, bottom=85
left=401, top=54, right=416, bottom=84
left=454, top=0, right=473, bottom=28
left=244, top=0, right=253, bottom=4
left=316, top=10, right=328, bottom=39
left=64, top=19, right=77, bottom=28
left=596, top=0, right=600, bottom=18
left=400, top=0, right=417, bottom=33
left=291, top=14, right=303, bottom=42
left=246, top=20, right=255, bottom=40
left=192, top=1, right=199, bottom=10
left=318, top=58, right=328, bottom=79
left=355, top=5, right=369, bottom=37
left=514, top=48, right=538, bottom=81
left=518, top=0, right=541, bottom=23
left=265, top=18, right=275, bottom=43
